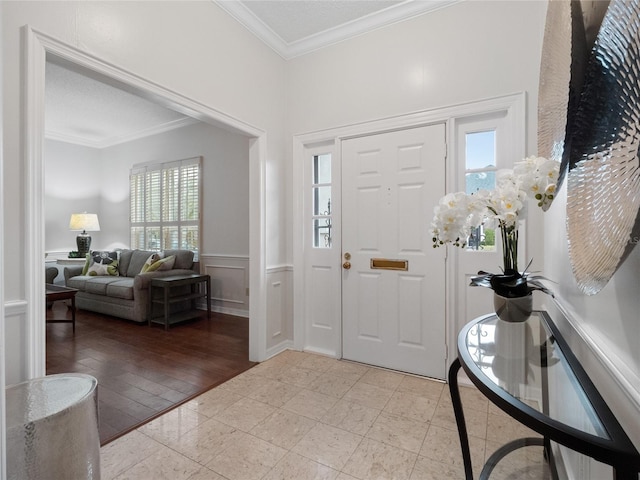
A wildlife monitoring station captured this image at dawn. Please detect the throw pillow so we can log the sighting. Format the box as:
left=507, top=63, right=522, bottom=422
left=140, top=253, right=162, bottom=273
left=87, top=260, right=119, bottom=276
left=140, top=254, right=176, bottom=273
left=81, top=253, right=91, bottom=275
left=83, top=250, right=119, bottom=276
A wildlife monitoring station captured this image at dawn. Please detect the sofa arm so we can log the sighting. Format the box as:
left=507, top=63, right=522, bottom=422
left=64, top=266, right=84, bottom=284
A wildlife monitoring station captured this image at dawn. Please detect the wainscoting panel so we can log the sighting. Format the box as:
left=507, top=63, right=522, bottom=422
left=266, top=266, right=293, bottom=355
left=4, top=301, right=29, bottom=385
left=200, top=254, right=249, bottom=317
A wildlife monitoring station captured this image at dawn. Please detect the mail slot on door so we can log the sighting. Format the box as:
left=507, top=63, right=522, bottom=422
left=370, top=258, right=408, bottom=271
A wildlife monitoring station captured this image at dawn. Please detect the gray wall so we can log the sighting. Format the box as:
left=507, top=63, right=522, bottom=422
left=45, top=121, right=250, bottom=257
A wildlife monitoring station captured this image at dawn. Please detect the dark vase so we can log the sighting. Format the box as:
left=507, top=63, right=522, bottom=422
left=493, top=292, right=533, bottom=323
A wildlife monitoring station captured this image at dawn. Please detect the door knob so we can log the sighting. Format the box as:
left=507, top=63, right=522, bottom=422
left=343, top=261, right=351, bottom=270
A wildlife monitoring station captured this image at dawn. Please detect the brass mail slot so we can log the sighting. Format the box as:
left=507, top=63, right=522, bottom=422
left=370, top=258, right=408, bottom=271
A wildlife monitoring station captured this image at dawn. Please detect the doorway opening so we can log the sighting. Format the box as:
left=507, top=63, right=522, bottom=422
left=23, top=26, right=268, bottom=383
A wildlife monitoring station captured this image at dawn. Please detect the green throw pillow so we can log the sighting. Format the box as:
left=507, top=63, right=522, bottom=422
left=141, top=255, right=176, bottom=273
left=81, top=253, right=91, bottom=275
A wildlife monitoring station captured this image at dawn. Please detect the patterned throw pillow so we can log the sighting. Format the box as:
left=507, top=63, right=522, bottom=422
left=140, top=253, right=176, bottom=273
left=83, top=251, right=119, bottom=276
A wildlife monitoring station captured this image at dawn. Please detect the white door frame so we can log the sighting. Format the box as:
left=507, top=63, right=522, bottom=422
left=293, top=92, right=526, bottom=367
left=22, top=25, right=269, bottom=377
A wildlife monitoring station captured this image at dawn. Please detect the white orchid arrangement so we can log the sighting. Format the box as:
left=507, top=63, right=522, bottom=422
left=431, top=156, right=559, bottom=296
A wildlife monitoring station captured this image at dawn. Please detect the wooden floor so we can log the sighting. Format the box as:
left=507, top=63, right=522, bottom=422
left=46, top=301, right=256, bottom=446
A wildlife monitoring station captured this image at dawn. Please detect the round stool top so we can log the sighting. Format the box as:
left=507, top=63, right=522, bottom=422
left=5, top=373, right=98, bottom=428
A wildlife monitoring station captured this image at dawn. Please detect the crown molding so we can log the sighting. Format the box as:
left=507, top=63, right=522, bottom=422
left=45, top=116, right=199, bottom=149
left=286, top=0, right=462, bottom=58
left=214, top=0, right=461, bottom=59
left=215, top=1, right=290, bottom=58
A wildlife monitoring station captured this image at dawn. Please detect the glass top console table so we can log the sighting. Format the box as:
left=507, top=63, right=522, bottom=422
left=448, top=311, right=640, bottom=480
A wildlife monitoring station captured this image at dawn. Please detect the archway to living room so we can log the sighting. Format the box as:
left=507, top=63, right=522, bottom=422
left=25, top=26, right=268, bottom=443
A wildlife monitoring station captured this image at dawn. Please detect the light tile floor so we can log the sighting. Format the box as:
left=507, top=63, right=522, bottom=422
left=100, top=351, right=551, bottom=480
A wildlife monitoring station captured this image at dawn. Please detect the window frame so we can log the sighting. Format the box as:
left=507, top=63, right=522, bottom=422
left=130, top=156, right=202, bottom=258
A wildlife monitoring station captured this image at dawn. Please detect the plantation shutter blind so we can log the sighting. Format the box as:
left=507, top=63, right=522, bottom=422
left=130, top=157, right=202, bottom=256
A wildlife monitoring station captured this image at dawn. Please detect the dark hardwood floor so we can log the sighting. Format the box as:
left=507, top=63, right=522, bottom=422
left=46, top=301, right=256, bottom=445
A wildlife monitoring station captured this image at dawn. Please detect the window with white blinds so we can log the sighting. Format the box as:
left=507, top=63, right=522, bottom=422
left=130, top=156, right=202, bottom=257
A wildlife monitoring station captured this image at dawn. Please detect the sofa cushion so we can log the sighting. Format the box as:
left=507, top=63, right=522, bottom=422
left=118, top=250, right=133, bottom=277
left=105, top=278, right=135, bottom=300
left=163, top=250, right=194, bottom=270
left=84, top=277, right=124, bottom=295
left=126, top=250, right=156, bottom=277
left=66, top=275, right=89, bottom=291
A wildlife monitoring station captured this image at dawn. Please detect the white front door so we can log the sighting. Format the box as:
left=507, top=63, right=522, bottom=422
left=341, top=124, right=447, bottom=379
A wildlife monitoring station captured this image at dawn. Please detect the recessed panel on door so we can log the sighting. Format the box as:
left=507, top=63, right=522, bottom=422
left=397, top=183, right=424, bottom=253
left=397, top=274, right=425, bottom=347
left=357, top=272, right=381, bottom=340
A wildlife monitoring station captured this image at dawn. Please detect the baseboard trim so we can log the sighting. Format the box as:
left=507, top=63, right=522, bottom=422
left=195, top=302, right=249, bottom=318
left=265, top=340, right=295, bottom=360
left=302, top=345, right=339, bottom=359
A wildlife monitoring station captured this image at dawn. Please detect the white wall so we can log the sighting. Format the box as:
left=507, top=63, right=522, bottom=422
left=285, top=1, right=545, bottom=138
left=3, top=1, right=286, bottom=384
left=544, top=185, right=640, bottom=465
left=44, top=140, right=103, bottom=252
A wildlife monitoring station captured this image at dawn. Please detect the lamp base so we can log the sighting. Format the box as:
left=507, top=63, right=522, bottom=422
left=76, top=233, right=92, bottom=258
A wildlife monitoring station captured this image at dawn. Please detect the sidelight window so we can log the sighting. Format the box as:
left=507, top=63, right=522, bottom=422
left=465, top=130, right=497, bottom=251
left=312, top=153, right=332, bottom=248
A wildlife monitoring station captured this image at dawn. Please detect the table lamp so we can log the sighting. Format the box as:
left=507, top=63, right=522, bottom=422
left=69, top=213, right=100, bottom=258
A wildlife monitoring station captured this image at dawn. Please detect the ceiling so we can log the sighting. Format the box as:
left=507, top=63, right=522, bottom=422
left=45, top=61, right=197, bottom=149
left=45, top=0, right=458, bottom=148
left=217, top=0, right=458, bottom=59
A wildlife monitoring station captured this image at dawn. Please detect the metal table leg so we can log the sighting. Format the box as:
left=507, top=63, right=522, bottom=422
left=448, top=358, right=474, bottom=480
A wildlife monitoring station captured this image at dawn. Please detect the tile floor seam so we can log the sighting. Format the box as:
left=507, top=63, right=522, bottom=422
left=341, top=434, right=367, bottom=478
left=136, top=428, right=217, bottom=470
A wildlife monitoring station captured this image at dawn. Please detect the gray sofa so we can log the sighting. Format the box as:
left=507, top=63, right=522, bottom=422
left=64, top=249, right=197, bottom=323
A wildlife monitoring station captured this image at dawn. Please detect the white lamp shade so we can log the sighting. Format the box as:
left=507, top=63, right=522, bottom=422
left=69, top=213, right=100, bottom=232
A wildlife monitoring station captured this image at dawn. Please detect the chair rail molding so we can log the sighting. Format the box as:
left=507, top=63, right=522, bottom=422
left=22, top=25, right=269, bottom=370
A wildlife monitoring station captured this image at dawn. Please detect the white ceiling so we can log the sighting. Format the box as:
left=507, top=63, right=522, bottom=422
left=45, top=0, right=458, bottom=148
left=218, top=0, right=459, bottom=59
left=45, top=62, right=197, bottom=149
